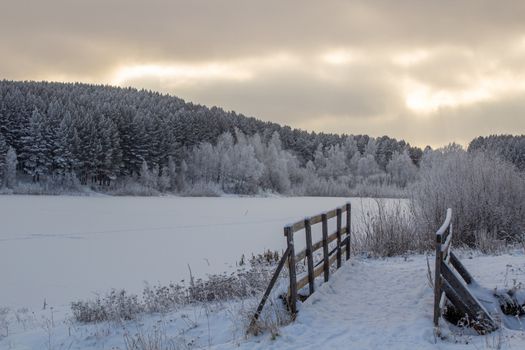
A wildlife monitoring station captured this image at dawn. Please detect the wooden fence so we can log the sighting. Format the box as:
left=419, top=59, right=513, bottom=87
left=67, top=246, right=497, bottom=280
left=250, top=202, right=351, bottom=328
left=433, top=208, right=498, bottom=333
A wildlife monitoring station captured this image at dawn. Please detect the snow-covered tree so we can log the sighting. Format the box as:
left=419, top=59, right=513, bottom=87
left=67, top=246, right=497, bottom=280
left=4, top=147, right=17, bottom=188
left=0, top=134, right=7, bottom=186
left=0, top=80, right=424, bottom=194
left=22, top=108, right=51, bottom=182
left=167, top=156, right=177, bottom=191
left=386, top=151, right=418, bottom=187
left=139, top=160, right=157, bottom=189
left=357, top=154, right=381, bottom=177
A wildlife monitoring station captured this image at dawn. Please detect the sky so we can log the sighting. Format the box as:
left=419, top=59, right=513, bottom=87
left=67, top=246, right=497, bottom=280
left=1, top=0, right=525, bottom=148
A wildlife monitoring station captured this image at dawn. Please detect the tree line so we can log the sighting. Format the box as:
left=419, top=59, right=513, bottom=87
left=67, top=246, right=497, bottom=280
left=0, top=80, right=522, bottom=196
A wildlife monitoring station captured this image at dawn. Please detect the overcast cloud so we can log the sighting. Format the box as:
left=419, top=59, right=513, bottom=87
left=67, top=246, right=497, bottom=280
left=1, top=0, right=525, bottom=147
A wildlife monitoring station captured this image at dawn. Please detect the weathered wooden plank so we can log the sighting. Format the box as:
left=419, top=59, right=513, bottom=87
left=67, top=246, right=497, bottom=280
left=449, top=251, right=473, bottom=285
left=322, top=213, right=329, bottom=282
left=289, top=221, right=305, bottom=233
left=304, top=219, right=315, bottom=295
left=436, top=208, right=452, bottom=237
left=325, top=209, right=337, bottom=220
left=309, top=214, right=323, bottom=225
left=249, top=247, right=291, bottom=330
left=441, top=277, right=471, bottom=322
left=441, top=261, right=497, bottom=331
left=433, top=229, right=443, bottom=327
left=345, top=202, right=351, bottom=260
left=441, top=229, right=452, bottom=254
left=285, top=226, right=298, bottom=315
left=441, top=277, right=496, bottom=334
left=336, top=208, right=342, bottom=268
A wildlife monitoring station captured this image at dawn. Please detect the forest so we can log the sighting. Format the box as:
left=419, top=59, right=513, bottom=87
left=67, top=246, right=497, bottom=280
left=0, top=80, right=523, bottom=197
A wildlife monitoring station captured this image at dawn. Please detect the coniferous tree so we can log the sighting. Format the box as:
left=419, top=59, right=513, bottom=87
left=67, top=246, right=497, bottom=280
left=21, top=108, right=50, bottom=181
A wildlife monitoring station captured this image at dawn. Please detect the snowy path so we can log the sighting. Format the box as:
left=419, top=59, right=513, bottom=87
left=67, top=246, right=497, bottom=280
left=229, top=253, right=525, bottom=350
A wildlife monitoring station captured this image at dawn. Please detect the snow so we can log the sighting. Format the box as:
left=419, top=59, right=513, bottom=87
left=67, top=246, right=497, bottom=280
left=1, top=195, right=523, bottom=349
left=2, top=251, right=524, bottom=349
left=0, top=195, right=394, bottom=310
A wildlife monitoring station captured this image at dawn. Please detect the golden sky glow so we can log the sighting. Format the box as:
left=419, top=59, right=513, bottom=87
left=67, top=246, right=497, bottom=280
left=1, top=0, right=525, bottom=148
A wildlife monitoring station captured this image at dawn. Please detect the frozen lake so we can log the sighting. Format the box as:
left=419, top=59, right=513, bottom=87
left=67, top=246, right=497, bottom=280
left=0, top=195, right=404, bottom=309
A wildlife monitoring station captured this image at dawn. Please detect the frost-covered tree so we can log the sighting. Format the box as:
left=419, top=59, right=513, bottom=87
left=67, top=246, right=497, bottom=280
left=222, top=139, right=264, bottom=194
left=0, top=80, right=424, bottom=194
left=0, top=134, right=7, bottom=186
left=262, top=132, right=291, bottom=193
left=177, top=160, right=188, bottom=191
left=167, top=156, right=177, bottom=191
left=321, top=144, right=348, bottom=178
left=357, top=154, right=381, bottom=177
left=364, top=138, right=377, bottom=157
left=158, top=166, right=170, bottom=192
left=22, top=108, right=51, bottom=182
left=4, top=147, right=17, bottom=188
left=139, top=160, right=157, bottom=189
left=386, top=151, right=418, bottom=187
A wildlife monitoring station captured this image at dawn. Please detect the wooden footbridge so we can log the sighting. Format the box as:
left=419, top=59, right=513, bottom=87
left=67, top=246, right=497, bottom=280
left=250, top=204, right=498, bottom=334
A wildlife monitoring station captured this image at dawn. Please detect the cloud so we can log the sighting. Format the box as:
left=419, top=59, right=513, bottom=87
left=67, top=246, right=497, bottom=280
left=1, top=0, right=525, bottom=146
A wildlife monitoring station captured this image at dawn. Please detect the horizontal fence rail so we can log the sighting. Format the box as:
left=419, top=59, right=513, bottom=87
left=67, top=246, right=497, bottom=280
left=250, top=202, right=351, bottom=330
left=433, top=208, right=498, bottom=334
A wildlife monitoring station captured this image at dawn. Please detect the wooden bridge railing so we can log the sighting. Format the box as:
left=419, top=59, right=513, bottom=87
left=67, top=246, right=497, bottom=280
left=250, top=202, right=351, bottom=329
left=433, top=208, right=498, bottom=333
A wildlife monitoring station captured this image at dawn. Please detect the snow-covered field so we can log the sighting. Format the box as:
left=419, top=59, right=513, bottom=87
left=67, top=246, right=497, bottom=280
left=0, top=195, right=393, bottom=310
left=1, top=195, right=524, bottom=349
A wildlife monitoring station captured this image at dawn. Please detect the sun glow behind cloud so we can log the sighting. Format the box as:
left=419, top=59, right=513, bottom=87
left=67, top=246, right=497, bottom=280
left=111, top=53, right=300, bottom=87
left=403, top=74, right=525, bottom=113
left=321, top=49, right=361, bottom=65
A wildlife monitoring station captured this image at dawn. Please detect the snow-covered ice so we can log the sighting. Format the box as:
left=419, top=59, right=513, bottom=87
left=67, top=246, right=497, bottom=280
left=0, top=195, right=395, bottom=310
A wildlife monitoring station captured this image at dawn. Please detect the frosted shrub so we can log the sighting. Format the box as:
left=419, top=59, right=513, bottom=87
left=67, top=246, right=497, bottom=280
left=357, top=199, right=427, bottom=257
left=412, top=147, right=525, bottom=247
left=110, top=178, right=160, bottom=196
left=46, top=172, right=83, bottom=192
left=181, top=181, right=222, bottom=197
left=142, top=283, right=187, bottom=313
left=72, top=252, right=281, bottom=323
left=9, top=171, right=85, bottom=195
left=350, top=183, right=406, bottom=199
left=299, top=176, right=351, bottom=197
left=0, top=307, right=9, bottom=338
left=71, top=289, right=143, bottom=323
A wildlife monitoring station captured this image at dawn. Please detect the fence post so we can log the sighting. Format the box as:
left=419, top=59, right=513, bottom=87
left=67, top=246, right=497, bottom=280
left=322, top=213, right=329, bottom=282
left=336, top=208, right=342, bottom=268
left=304, top=218, right=315, bottom=295
left=433, top=230, right=443, bottom=327
left=285, top=225, right=297, bottom=315
left=345, top=202, right=351, bottom=260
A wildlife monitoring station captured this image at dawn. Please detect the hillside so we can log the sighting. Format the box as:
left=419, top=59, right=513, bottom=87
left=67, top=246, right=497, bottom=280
left=0, top=80, right=419, bottom=190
